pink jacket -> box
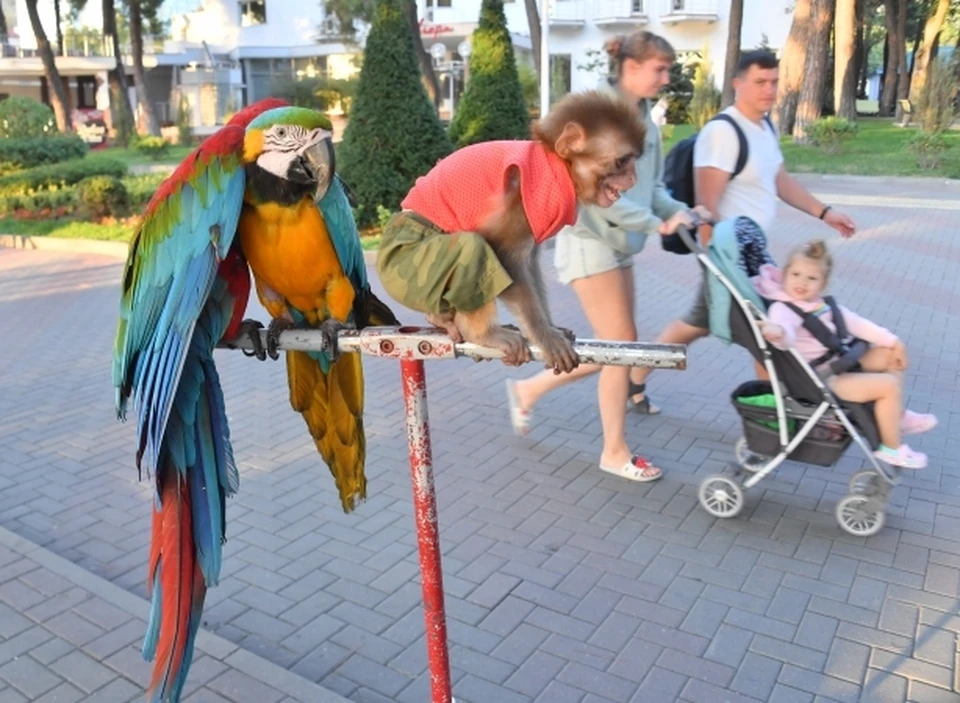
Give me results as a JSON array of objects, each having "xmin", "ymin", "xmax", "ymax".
[{"xmin": 752, "ymin": 264, "xmax": 898, "ymax": 362}]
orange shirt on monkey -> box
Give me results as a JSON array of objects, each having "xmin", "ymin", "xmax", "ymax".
[
  {"xmin": 401, "ymin": 140, "xmax": 578, "ymax": 244},
  {"xmin": 377, "ymin": 89, "xmax": 645, "ymax": 372}
]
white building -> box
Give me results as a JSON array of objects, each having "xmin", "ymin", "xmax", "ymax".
[{"xmin": 2, "ymin": 0, "xmax": 794, "ymax": 134}]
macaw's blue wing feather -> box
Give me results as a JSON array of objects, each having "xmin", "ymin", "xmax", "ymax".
[
  {"xmin": 111, "ymin": 124, "xmax": 251, "ymax": 703},
  {"xmin": 318, "ymin": 174, "xmax": 367, "ymax": 294}
]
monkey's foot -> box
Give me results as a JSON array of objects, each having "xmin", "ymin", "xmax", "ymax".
[
  {"xmin": 554, "ymin": 326, "xmax": 577, "ymax": 342},
  {"xmin": 484, "ymin": 326, "xmax": 531, "ymax": 367},
  {"xmin": 318, "ymin": 318, "xmax": 352, "ymax": 362},
  {"xmin": 426, "ymin": 313, "xmax": 463, "ymax": 343},
  {"xmin": 237, "ymin": 319, "xmax": 267, "ymax": 361},
  {"xmin": 266, "ymin": 318, "xmax": 296, "ymax": 360},
  {"xmin": 538, "ymin": 328, "xmax": 580, "ymax": 375}
]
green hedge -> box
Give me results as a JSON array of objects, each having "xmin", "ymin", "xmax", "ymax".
[
  {"xmin": 0, "ymin": 135, "xmax": 89, "ymax": 174},
  {"xmin": 0, "ymin": 155, "xmax": 127, "ymax": 196},
  {"xmin": 0, "ymin": 173, "xmax": 164, "ymax": 216}
]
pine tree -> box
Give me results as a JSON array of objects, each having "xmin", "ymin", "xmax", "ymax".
[
  {"xmin": 448, "ymin": 0, "xmax": 530, "ymax": 148},
  {"xmin": 338, "ymin": 0, "xmax": 453, "ymax": 227}
]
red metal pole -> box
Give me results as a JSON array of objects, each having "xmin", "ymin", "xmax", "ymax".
[{"xmin": 399, "ymin": 359, "xmax": 452, "ymax": 703}]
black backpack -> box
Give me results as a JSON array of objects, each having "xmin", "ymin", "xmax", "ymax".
[
  {"xmin": 662, "ymin": 112, "xmax": 775, "ymax": 208},
  {"xmin": 659, "ymin": 113, "xmax": 774, "ymax": 255}
]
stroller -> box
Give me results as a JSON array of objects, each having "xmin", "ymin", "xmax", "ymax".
[{"xmin": 675, "ymin": 219, "xmax": 900, "ymax": 537}]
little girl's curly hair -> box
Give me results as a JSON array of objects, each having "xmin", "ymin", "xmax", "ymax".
[{"xmin": 785, "ymin": 239, "xmax": 833, "ymax": 283}]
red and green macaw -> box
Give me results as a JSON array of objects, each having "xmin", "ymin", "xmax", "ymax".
[{"xmin": 112, "ymin": 98, "xmax": 398, "ymax": 702}]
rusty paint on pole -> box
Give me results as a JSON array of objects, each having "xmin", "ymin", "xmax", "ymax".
[{"xmin": 400, "ymin": 359, "xmax": 452, "ymax": 703}]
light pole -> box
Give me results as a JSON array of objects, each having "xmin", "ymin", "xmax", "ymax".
[
  {"xmin": 457, "ymin": 40, "xmax": 471, "ymax": 87},
  {"xmin": 539, "ymin": 0, "xmax": 550, "ymax": 118}
]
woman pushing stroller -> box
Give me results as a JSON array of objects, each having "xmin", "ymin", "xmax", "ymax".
[{"xmin": 755, "ymin": 239, "xmax": 937, "ymax": 469}]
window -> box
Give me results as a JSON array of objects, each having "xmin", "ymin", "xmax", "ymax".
[
  {"xmin": 549, "ymin": 54, "xmax": 571, "ymax": 105},
  {"xmin": 240, "ymin": 0, "xmax": 267, "ymax": 26},
  {"xmin": 631, "ymin": 0, "xmax": 643, "ymax": 12}
]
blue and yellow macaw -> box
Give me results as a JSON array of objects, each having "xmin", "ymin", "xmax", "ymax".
[{"xmin": 112, "ymin": 98, "xmax": 398, "ymax": 702}]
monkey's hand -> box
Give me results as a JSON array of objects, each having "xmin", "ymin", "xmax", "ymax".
[
  {"xmin": 536, "ymin": 327, "xmax": 580, "ymax": 374},
  {"xmin": 483, "ymin": 326, "xmax": 531, "ymax": 367}
]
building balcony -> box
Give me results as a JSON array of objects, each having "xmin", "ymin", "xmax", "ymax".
[
  {"xmin": 659, "ymin": 0, "xmax": 718, "ymax": 23},
  {"xmin": 593, "ymin": 0, "xmax": 648, "ymax": 25},
  {"xmin": 549, "ymin": 0, "xmax": 587, "ymax": 26}
]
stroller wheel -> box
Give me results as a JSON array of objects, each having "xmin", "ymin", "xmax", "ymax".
[
  {"xmin": 836, "ymin": 494, "xmax": 885, "ymax": 537},
  {"xmin": 848, "ymin": 470, "xmax": 881, "ymax": 496},
  {"xmin": 698, "ymin": 475, "xmax": 744, "ymax": 519}
]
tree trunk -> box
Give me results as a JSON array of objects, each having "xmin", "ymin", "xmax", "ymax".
[
  {"xmin": 104, "ymin": 0, "xmax": 134, "ymax": 144},
  {"xmin": 854, "ymin": 0, "xmax": 866, "ymax": 98},
  {"xmin": 879, "ymin": 0, "xmax": 899, "ymax": 115},
  {"xmin": 54, "ymin": 0, "xmax": 63, "ymax": 55},
  {"xmin": 907, "ymin": 0, "xmax": 950, "ymax": 103},
  {"xmin": 893, "ymin": 0, "xmax": 908, "ymax": 120},
  {"xmin": 794, "ymin": 0, "xmax": 836, "ymax": 141},
  {"xmin": 25, "ymin": 0, "xmax": 72, "ymax": 131},
  {"xmin": 721, "ymin": 0, "xmax": 745, "ymax": 108},
  {"xmin": 128, "ymin": 0, "xmax": 160, "ymax": 135},
  {"xmin": 776, "ymin": 0, "xmax": 814, "ymax": 133},
  {"xmin": 403, "ymin": 0, "xmax": 441, "ymax": 108},
  {"xmin": 0, "ymin": 2, "xmax": 9, "ymax": 41},
  {"xmin": 524, "ymin": 0, "xmax": 542, "ymax": 78},
  {"xmin": 834, "ymin": 0, "xmax": 857, "ymax": 117}
]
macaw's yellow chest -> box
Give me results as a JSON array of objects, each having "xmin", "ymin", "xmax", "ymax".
[{"xmin": 238, "ymin": 199, "xmax": 354, "ymax": 320}]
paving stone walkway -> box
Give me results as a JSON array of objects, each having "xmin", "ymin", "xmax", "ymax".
[
  {"xmin": 0, "ymin": 526, "xmax": 349, "ymax": 703},
  {"xmin": 1, "ymin": 174, "xmax": 959, "ymax": 702}
]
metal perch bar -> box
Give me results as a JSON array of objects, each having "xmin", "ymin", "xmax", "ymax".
[
  {"xmin": 220, "ymin": 326, "xmax": 687, "ymax": 703},
  {"xmin": 220, "ymin": 325, "xmax": 688, "ymax": 369}
]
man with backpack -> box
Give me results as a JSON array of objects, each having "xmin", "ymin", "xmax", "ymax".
[{"xmin": 628, "ymin": 50, "xmax": 857, "ymax": 413}]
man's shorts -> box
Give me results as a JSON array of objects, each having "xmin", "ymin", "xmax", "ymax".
[
  {"xmin": 377, "ymin": 210, "xmax": 514, "ymax": 316},
  {"xmin": 682, "ymin": 272, "xmax": 710, "ymax": 330}
]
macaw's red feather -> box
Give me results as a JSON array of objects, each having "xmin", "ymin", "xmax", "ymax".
[
  {"xmin": 146, "ymin": 474, "xmax": 206, "ymax": 702},
  {"xmin": 218, "ymin": 246, "xmax": 252, "ymax": 342},
  {"xmin": 227, "ymin": 98, "xmax": 290, "ymax": 128},
  {"xmin": 142, "ymin": 98, "xmax": 292, "ymax": 220}
]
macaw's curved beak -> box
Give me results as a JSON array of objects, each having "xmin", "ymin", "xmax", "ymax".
[{"xmin": 288, "ymin": 135, "xmax": 335, "ymax": 201}]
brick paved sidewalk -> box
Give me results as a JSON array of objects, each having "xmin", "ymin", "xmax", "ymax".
[
  {"xmin": 0, "ymin": 525, "xmax": 349, "ymax": 703},
  {"xmin": 1, "ymin": 175, "xmax": 959, "ymax": 703}
]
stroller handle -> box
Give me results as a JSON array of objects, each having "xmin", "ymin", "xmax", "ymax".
[{"xmin": 675, "ymin": 224, "xmax": 703, "ymax": 255}]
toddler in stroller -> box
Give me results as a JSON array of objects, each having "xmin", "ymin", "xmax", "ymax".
[
  {"xmin": 679, "ymin": 219, "xmax": 935, "ymax": 537},
  {"xmin": 757, "ymin": 240, "xmax": 936, "ymax": 469}
]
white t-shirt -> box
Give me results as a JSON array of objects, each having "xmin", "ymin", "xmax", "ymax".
[{"xmin": 692, "ymin": 106, "xmax": 783, "ymax": 233}]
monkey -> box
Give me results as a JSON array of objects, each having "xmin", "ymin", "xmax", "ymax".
[{"xmin": 376, "ymin": 90, "xmax": 646, "ymax": 374}]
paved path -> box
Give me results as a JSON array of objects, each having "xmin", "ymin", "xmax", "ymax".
[
  {"xmin": 1, "ymin": 174, "xmax": 959, "ymax": 702},
  {"xmin": 0, "ymin": 525, "xmax": 349, "ymax": 703}
]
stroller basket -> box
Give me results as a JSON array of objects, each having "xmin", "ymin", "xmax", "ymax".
[{"xmin": 733, "ymin": 380, "xmax": 852, "ymax": 467}]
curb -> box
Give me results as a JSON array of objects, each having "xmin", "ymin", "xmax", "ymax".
[
  {"xmin": 0, "ymin": 524, "xmax": 352, "ymax": 703},
  {"xmin": 0, "ymin": 234, "xmax": 130, "ymax": 258},
  {"xmin": 1, "ymin": 235, "xmax": 384, "ymax": 265}
]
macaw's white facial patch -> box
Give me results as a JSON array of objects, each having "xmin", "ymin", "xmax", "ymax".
[{"xmin": 256, "ymin": 150, "xmax": 297, "ymax": 179}]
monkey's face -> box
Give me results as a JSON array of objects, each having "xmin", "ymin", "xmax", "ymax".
[{"xmin": 573, "ymin": 135, "xmax": 639, "ymax": 208}]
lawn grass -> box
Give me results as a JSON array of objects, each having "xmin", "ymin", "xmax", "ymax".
[
  {"xmin": 98, "ymin": 144, "xmax": 194, "ymax": 169},
  {"xmin": 662, "ymin": 117, "xmax": 960, "ymax": 179},
  {"xmin": 0, "ymin": 216, "xmax": 134, "ymax": 241}
]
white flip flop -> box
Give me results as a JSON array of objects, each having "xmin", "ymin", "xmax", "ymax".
[
  {"xmin": 599, "ymin": 456, "xmax": 663, "ymax": 482},
  {"xmin": 505, "ymin": 379, "xmax": 531, "ymax": 436}
]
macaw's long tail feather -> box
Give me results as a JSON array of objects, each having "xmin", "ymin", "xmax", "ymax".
[
  {"xmin": 287, "ymin": 349, "xmax": 366, "ymax": 513},
  {"xmin": 362, "ymin": 291, "xmax": 401, "ymax": 328},
  {"xmin": 142, "ymin": 348, "xmax": 237, "ymax": 701},
  {"xmin": 142, "ymin": 468, "xmax": 207, "ymax": 703}
]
